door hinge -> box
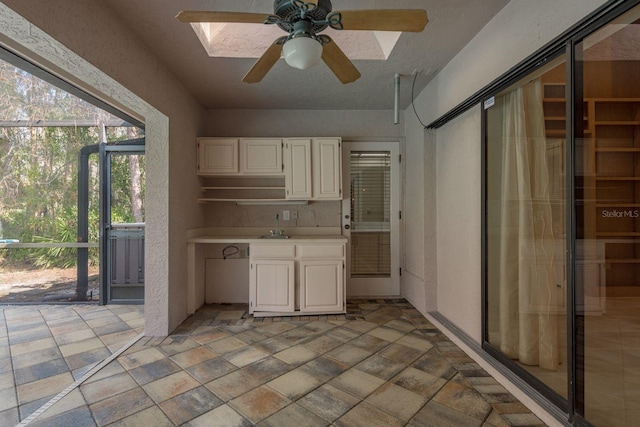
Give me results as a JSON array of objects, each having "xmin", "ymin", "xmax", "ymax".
[
  {"xmin": 399, "ymin": 211, "xmax": 402, "ymax": 220},
  {"xmin": 399, "ymin": 154, "xmax": 402, "ymax": 163},
  {"xmin": 399, "ymin": 267, "xmax": 402, "ymax": 276}
]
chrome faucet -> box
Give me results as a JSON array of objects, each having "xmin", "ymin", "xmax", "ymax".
[{"xmin": 271, "ymin": 213, "xmax": 283, "ymax": 236}]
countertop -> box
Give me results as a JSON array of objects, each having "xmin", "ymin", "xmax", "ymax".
[{"xmin": 187, "ymin": 227, "xmax": 346, "ymax": 244}]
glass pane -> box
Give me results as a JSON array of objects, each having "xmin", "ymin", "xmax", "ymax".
[
  {"xmin": 110, "ymin": 153, "xmax": 146, "ymax": 224},
  {"xmin": 575, "ymin": 5, "xmax": 640, "ymax": 425},
  {"xmin": 485, "ymin": 57, "xmax": 568, "ymax": 398},
  {"xmin": 350, "ymin": 151, "xmax": 391, "ymax": 277}
]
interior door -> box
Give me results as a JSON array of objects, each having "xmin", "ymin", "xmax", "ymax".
[{"xmin": 342, "ymin": 141, "xmax": 401, "ymax": 296}]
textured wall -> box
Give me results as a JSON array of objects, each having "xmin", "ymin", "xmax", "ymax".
[{"xmin": 1, "ymin": 0, "xmax": 206, "ymax": 335}]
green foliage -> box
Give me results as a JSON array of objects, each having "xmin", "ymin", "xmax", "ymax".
[{"xmin": 0, "ymin": 61, "xmax": 144, "ymax": 270}]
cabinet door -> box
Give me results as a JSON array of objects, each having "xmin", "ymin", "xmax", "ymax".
[
  {"xmin": 299, "ymin": 260, "xmax": 344, "ymax": 313},
  {"xmin": 284, "ymin": 139, "xmax": 312, "ymax": 199},
  {"xmin": 250, "ymin": 259, "xmax": 295, "ymax": 312},
  {"xmin": 198, "ymin": 138, "xmax": 239, "ymax": 175},
  {"xmin": 240, "ymin": 138, "xmax": 283, "ymax": 175},
  {"xmin": 312, "ymin": 138, "xmax": 341, "ymax": 199}
]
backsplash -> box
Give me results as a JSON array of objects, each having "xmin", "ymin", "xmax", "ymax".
[{"xmin": 204, "ymin": 201, "xmax": 341, "ymax": 228}]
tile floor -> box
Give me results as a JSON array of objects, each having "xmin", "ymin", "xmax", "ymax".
[{"xmin": 0, "ymin": 300, "xmax": 547, "ymax": 426}]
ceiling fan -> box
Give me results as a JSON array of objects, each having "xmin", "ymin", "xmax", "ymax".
[{"xmin": 176, "ymin": 0, "xmax": 428, "ymax": 84}]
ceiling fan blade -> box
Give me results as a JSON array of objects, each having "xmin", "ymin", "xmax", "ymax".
[
  {"xmin": 333, "ymin": 9, "xmax": 428, "ymax": 32},
  {"xmin": 242, "ymin": 38, "xmax": 286, "ymax": 84},
  {"xmin": 176, "ymin": 11, "xmax": 270, "ymax": 24},
  {"xmin": 321, "ymin": 37, "xmax": 361, "ymax": 84}
]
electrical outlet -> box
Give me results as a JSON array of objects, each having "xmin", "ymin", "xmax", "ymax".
[{"xmin": 283, "ymin": 210, "xmax": 290, "ymax": 221}]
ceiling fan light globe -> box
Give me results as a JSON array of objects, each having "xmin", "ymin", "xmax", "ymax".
[{"xmin": 282, "ymin": 36, "xmax": 323, "ymax": 70}]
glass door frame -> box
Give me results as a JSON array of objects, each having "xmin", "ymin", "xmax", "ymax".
[
  {"xmin": 341, "ymin": 141, "xmax": 401, "ymax": 296},
  {"xmin": 480, "ymin": 1, "xmax": 640, "ymax": 425}
]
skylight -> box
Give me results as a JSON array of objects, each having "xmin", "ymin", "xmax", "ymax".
[{"xmin": 191, "ymin": 23, "xmax": 400, "ymax": 60}]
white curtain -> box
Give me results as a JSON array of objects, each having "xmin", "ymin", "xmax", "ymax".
[{"xmin": 498, "ymin": 79, "xmax": 560, "ymax": 370}]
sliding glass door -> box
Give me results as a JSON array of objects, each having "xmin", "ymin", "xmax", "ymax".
[
  {"xmin": 484, "ymin": 2, "xmax": 640, "ymax": 425},
  {"xmin": 573, "ymin": 7, "xmax": 640, "ymax": 425},
  {"xmin": 484, "ymin": 56, "xmax": 569, "ymax": 403}
]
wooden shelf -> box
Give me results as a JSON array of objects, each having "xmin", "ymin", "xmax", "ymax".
[
  {"xmin": 596, "ymin": 232, "xmax": 640, "ymax": 237},
  {"xmin": 595, "ymin": 177, "xmax": 640, "ymax": 181},
  {"xmin": 596, "ymin": 148, "xmax": 640, "ymax": 152},
  {"xmin": 606, "ymin": 259, "xmax": 640, "ymax": 264},
  {"xmin": 201, "ymin": 186, "xmax": 285, "ymax": 191}
]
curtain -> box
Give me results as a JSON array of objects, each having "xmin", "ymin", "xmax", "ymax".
[{"xmin": 498, "ymin": 79, "xmax": 560, "ymax": 370}]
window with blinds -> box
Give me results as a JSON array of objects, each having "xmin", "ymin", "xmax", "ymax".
[{"xmin": 349, "ymin": 151, "xmax": 391, "ymax": 277}]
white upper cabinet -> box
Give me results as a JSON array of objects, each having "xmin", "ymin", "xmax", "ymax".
[
  {"xmin": 240, "ymin": 138, "xmax": 283, "ymax": 175},
  {"xmin": 284, "ymin": 137, "xmax": 342, "ymax": 200},
  {"xmin": 284, "ymin": 139, "xmax": 312, "ymax": 199},
  {"xmin": 197, "ymin": 138, "xmax": 283, "ymax": 176},
  {"xmin": 312, "ymin": 138, "xmax": 341, "ymax": 200},
  {"xmin": 198, "ymin": 138, "xmax": 239, "ymax": 175}
]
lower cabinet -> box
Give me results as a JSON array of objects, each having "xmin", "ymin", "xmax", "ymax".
[{"xmin": 249, "ymin": 242, "xmax": 345, "ymax": 316}]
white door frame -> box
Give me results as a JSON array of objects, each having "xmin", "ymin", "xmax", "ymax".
[{"xmin": 342, "ymin": 141, "xmax": 401, "ymax": 296}]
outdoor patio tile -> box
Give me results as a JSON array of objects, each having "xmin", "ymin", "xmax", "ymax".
[
  {"xmin": 80, "ymin": 371, "xmax": 139, "ymax": 404},
  {"xmin": 29, "ymin": 406, "xmax": 96, "ymax": 427},
  {"xmin": 303, "ymin": 335, "xmax": 342, "ymax": 354},
  {"xmin": 391, "ymin": 366, "xmax": 447, "ymax": 398},
  {"xmin": 205, "ymin": 370, "xmax": 263, "ymax": 402},
  {"xmin": 329, "ymin": 368, "xmax": 385, "ymax": 399},
  {"xmin": 206, "ymin": 336, "xmax": 249, "ymax": 355},
  {"xmin": 229, "ymin": 385, "xmax": 290, "ymax": 424},
  {"xmin": 267, "ymin": 367, "xmax": 324, "ymax": 400},
  {"xmin": 53, "ymin": 328, "xmax": 96, "ymax": 346},
  {"xmin": 29, "ymin": 388, "xmax": 85, "ymax": 421},
  {"xmin": 379, "ymin": 342, "xmax": 424, "ymax": 364},
  {"xmin": 336, "ymin": 401, "xmax": 404, "ymax": 427},
  {"xmin": 0, "ymin": 370, "xmax": 14, "ymax": 391},
  {"xmin": 89, "ymin": 386, "xmax": 154, "ymax": 426},
  {"xmin": 300, "ymin": 355, "xmax": 349, "ymax": 381},
  {"xmin": 256, "ymin": 402, "xmax": 328, "ymax": 427},
  {"xmin": 118, "ymin": 347, "xmax": 166, "ymax": 370},
  {"xmin": 324, "ymin": 326, "xmax": 360, "ymax": 343},
  {"xmin": 8, "ymin": 327, "xmax": 51, "ymax": 345},
  {"xmin": 187, "ymin": 403, "xmax": 252, "ymax": 427},
  {"xmin": 158, "ymin": 385, "xmax": 223, "ymax": 425},
  {"xmin": 190, "ymin": 326, "xmax": 230, "ymax": 345},
  {"xmin": 384, "ymin": 318, "xmax": 417, "ymax": 333},
  {"xmin": 298, "ymin": 383, "xmax": 359, "ymax": 423},
  {"xmin": 348, "ymin": 334, "xmax": 389, "ymax": 353},
  {"xmin": 0, "ymin": 387, "xmax": 17, "ymax": 412},
  {"xmin": 143, "ymin": 371, "xmax": 200, "ymax": 403},
  {"xmin": 410, "ymin": 400, "xmax": 483, "ymax": 427},
  {"xmin": 223, "ymin": 344, "xmax": 270, "ymax": 368},
  {"xmin": 170, "ymin": 346, "xmax": 218, "ymax": 369},
  {"xmin": 412, "ymin": 349, "xmax": 458, "ymax": 380},
  {"xmin": 484, "ymin": 409, "xmax": 511, "ymax": 427},
  {"xmin": 355, "ymin": 354, "xmax": 406, "ymax": 380},
  {"xmin": 255, "ymin": 336, "xmax": 292, "ymax": 353},
  {"xmin": 187, "ymin": 356, "xmax": 237, "ymax": 383},
  {"xmin": 16, "ymin": 371, "xmax": 73, "ymax": 405},
  {"xmin": 91, "ymin": 320, "xmax": 132, "ymax": 337},
  {"xmin": 367, "ymin": 326, "xmax": 405, "ymax": 342},
  {"xmin": 105, "ymin": 405, "xmax": 173, "ymax": 427},
  {"xmin": 58, "ymin": 337, "xmax": 105, "ymax": 358},
  {"xmin": 0, "ymin": 407, "xmax": 21, "ymax": 426},
  {"xmin": 325, "ymin": 343, "xmax": 372, "ymax": 366},
  {"xmin": 365, "ymin": 382, "xmax": 427, "ymax": 422},
  {"xmin": 10, "ymin": 337, "xmax": 57, "ymax": 356},
  {"xmin": 256, "ymin": 321, "xmax": 298, "ymax": 336},
  {"xmin": 397, "ymin": 332, "xmax": 434, "ymax": 352},
  {"xmin": 243, "ymin": 356, "xmax": 291, "ymax": 383},
  {"xmin": 13, "ymin": 358, "xmax": 69, "ymax": 386},
  {"xmin": 128, "ymin": 357, "xmax": 182, "ymax": 386},
  {"xmin": 433, "ymin": 377, "xmax": 493, "ymax": 421},
  {"xmin": 501, "ymin": 412, "xmax": 546, "ymax": 426},
  {"xmin": 64, "ymin": 347, "xmax": 111, "ymax": 371},
  {"xmin": 274, "ymin": 344, "xmax": 319, "ymax": 366}
]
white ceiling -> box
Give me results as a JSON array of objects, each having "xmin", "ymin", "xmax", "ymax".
[{"xmin": 102, "ymin": 0, "xmax": 510, "ymax": 111}]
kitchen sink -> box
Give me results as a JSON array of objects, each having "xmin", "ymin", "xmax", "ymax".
[{"xmin": 259, "ymin": 234, "xmax": 290, "ymax": 239}]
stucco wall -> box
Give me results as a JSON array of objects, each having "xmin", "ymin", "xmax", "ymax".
[
  {"xmin": 406, "ymin": 0, "xmax": 608, "ymax": 341},
  {"xmin": 1, "ymin": 0, "xmax": 206, "ymax": 335}
]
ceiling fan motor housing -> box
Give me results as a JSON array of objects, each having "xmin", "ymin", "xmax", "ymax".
[{"xmin": 274, "ymin": 0, "xmax": 332, "ymax": 33}]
